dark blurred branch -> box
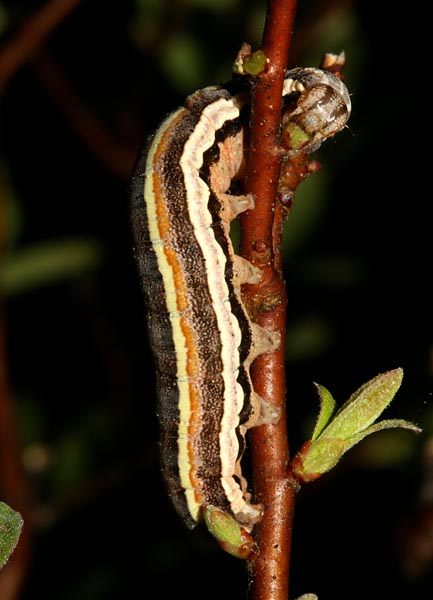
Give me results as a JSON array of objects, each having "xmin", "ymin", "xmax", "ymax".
[
  {"xmin": 0, "ymin": 0, "xmax": 81, "ymax": 93},
  {"xmin": 0, "ymin": 0, "xmax": 136, "ymax": 180},
  {"xmin": 34, "ymin": 53, "xmax": 136, "ymax": 181}
]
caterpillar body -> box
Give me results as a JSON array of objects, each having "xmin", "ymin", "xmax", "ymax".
[{"xmin": 130, "ymin": 67, "xmax": 351, "ymax": 533}]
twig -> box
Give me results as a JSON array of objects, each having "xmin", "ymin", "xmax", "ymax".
[
  {"xmin": 0, "ymin": 0, "xmax": 135, "ymax": 180},
  {"xmin": 0, "ymin": 0, "xmax": 81, "ymax": 93},
  {"xmin": 34, "ymin": 52, "xmax": 136, "ymax": 181},
  {"xmin": 240, "ymin": 1, "xmax": 298, "ymax": 599}
]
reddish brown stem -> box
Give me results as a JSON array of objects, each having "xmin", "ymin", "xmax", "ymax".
[
  {"xmin": 0, "ymin": 0, "xmax": 81, "ymax": 93},
  {"xmin": 240, "ymin": 1, "xmax": 298, "ymax": 599}
]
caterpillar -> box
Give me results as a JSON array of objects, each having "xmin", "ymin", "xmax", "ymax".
[{"xmin": 130, "ymin": 67, "xmax": 351, "ymax": 539}]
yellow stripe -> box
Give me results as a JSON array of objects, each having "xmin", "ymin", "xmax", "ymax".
[{"xmin": 143, "ymin": 109, "xmax": 202, "ymax": 522}]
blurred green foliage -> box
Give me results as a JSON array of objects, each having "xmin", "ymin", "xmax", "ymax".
[{"xmin": 0, "ymin": 4, "xmax": 8, "ymax": 36}]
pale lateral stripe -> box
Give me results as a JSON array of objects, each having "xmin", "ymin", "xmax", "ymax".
[
  {"xmin": 181, "ymin": 96, "xmax": 246, "ymax": 513},
  {"xmin": 143, "ymin": 108, "xmax": 201, "ymax": 521}
]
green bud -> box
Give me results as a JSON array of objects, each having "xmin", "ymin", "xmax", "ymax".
[
  {"xmin": 291, "ymin": 438, "xmax": 346, "ymax": 483},
  {"xmin": 283, "ymin": 122, "xmax": 311, "ymax": 150},
  {"xmin": 203, "ymin": 505, "xmax": 258, "ymax": 560},
  {"xmin": 0, "ymin": 502, "xmax": 23, "ymax": 570},
  {"xmin": 242, "ymin": 50, "xmax": 267, "ymax": 75},
  {"xmin": 290, "ymin": 369, "xmax": 421, "ymax": 483}
]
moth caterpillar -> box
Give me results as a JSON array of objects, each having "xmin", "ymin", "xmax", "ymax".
[{"xmin": 130, "ymin": 68, "xmax": 351, "ymax": 539}]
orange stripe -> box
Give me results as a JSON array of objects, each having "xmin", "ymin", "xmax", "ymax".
[{"xmin": 151, "ymin": 122, "xmax": 203, "ymax": 507}]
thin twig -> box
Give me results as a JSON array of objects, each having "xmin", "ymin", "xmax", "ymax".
[
  {"xmin": 240, "ymin": 1, "xmax": 298, "ymax": 599},
  {"xmin": 0, "ymin": 1, "xmax": 136, "ymax": 180},
  {"xmin": 34, "ymin": 52, "xmax": 136, "ymax": 181},
  {"xmin": 0, "ymin": 0, "xmax": 81, "ymax": 93}
]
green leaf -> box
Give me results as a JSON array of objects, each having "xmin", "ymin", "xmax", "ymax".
[
  {"xmin": 321, "ymin": 368, "xmax": 404, "ymax": 440},
  {"xmin": 311, "ymin": 383, "xmax": 337, "ymax": 441},
  {"xmin": 0, "ymin": 502, "xmax": 23, "ymax": 570},
  {"xmin": 343, "ymin": 419, "xmax": 422, "ymax": 452}
]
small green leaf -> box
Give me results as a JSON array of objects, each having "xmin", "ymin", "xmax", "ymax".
[
  {"xmin": 344, "ymin": 419, "xmax": 422, "ymax": 452},
  {"xmin": 295, "ymin": 595, "xmax": 318, "ymax": 600},
  {"xmin": 203, "ymin": 505, "xmax": 257, "ymax": 559},
  {"xmin": 311, "ymin": 383, "xmax": 337, "ymax": 441},
  {"xmin": 321, "ymin": 368, "xmax": 404, "ymax": 440},
  {"xmin": 0, "ymin": 502, "xmax": 23, "ymax": 570}
]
